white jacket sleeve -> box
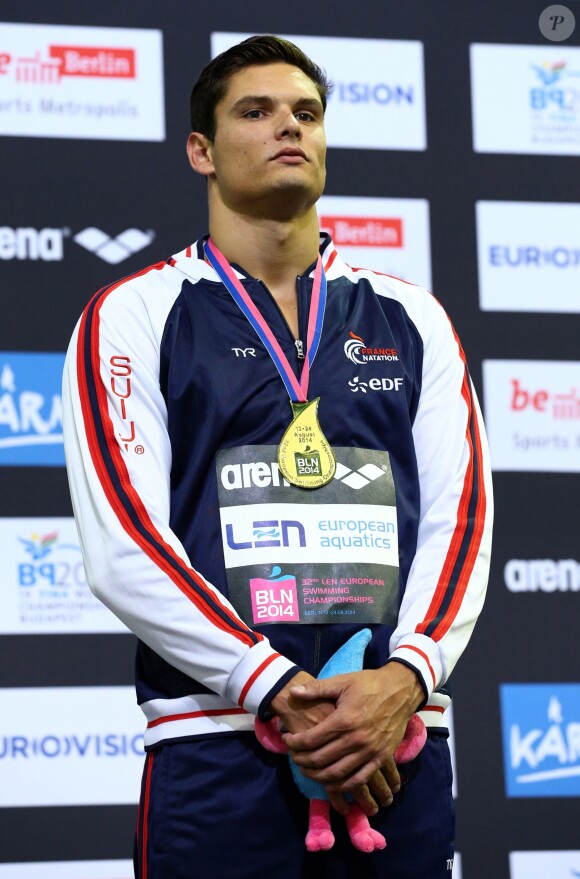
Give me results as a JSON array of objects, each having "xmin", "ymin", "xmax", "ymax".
[
  {"xmin": 62, "ymin": 269, "xmax": 297, "ymax": 715},
  {"xmin": 387, "ymin": 288, "xmax": 493, "ymax": 701}
]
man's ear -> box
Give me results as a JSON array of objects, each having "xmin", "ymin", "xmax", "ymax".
[{"xmin": 187, "ymin": 131, "xmax": 215, "ymax": 176}]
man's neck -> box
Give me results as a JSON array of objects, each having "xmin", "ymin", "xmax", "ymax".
[{"xmin": 208, "ymin": 202, "xmax": 321, "ymax": 292}]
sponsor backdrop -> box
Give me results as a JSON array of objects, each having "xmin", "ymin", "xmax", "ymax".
[{"xmin": 0, "ymin": 2, "xmax": 578, "ymax": 877}]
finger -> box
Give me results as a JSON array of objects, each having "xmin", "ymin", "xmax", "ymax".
[
  {"xmin": 298, "ymin": 752, "xmax": 380, "ymax": 787},
  {"xmin": 349, "ymin": 784, "xmax": 378, "ymax": 817},
  {"xmin": 367, "ymin": 768, "xmax": 393, "ymax": 808},
  {"xmin": 289, "ymin": 735, "xmax": 364, "ymax": 770},
  {"xmin": 283, "ymin": 714, "xmax": 344, "ymax": 752},
  {"xmin": 289, "ymin": 677, "xmax": 344, "ymax": 702},
  {"xmin": 326, "ymin": 789, "xmax": 350, "ymax": 817},
  {"xmin": 381, "ymin": 755, "xmax": 401, "ymax": 794}
]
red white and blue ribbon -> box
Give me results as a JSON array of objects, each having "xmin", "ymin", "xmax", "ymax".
[{"xmin": 204, "ymin": 238, "xmax": 326, "ymax": 404}]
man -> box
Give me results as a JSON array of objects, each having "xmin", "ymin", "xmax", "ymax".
[{"xmin": 63, "ymin": 35, "xmax": 493, "ymax": 878}]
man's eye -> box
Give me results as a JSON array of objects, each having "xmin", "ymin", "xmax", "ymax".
[
  {"xmin": 244, "ymin": 109, "xmax": 264, "ymax": 119},
  {"xmin": 296, "ymin": 112, "xmax": 316, "ymax": 122}
]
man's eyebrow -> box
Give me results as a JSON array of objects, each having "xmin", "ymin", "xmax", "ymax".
[{"xmin": 229, "ymin": 95, "xmax": 323, "ymax": 113}]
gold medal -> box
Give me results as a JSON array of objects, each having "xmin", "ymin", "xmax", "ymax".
[{"xmin": 278, "ymin": 398, "xmax": 336, "ymax": 489}]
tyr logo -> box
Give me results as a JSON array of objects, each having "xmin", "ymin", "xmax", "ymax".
[{"xmin": 232, "ymin": 348, "xmax": 256, "ymax": 358}]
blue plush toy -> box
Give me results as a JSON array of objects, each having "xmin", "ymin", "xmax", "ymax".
[{"xmin": 255, "ymin": 628, "xmax": 426, "ymax": 853}]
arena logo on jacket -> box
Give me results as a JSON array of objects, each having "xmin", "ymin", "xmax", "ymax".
[
  {"xmin": 500, "ymin": 683, "xmax": 580, "ymax": 797},
  {"xmin": 0, "ymin": 353, "xmax": 64, "ymax": 466},
  {"xmin": 0, "ymin": 22, "xmax": 164, "ymax": 141},
  {"xmin": 217, "ymin": 445, "xmax": 399, "ymax": 627}
]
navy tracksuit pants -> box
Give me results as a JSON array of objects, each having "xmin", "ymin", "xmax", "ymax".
[{"xmin": 135, "ymin": 731, "xmax": 455, "ymax": 878}]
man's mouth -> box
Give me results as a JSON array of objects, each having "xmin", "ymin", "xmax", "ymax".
[{"xmin": 271, "ymin": 148, "xmax": 308, "ymax": 162}]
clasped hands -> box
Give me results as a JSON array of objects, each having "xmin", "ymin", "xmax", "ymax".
[{"xmin": 269, "ymin": 663, "xmax": 424, "ymax": 817}]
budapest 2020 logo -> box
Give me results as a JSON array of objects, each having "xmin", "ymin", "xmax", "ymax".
[{"xmin": 500, "ymin": 683, "xmax": 580, "ymax": 797}]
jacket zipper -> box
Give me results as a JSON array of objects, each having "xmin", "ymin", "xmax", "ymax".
[{"xmin": 257, "ymin": 278, "xmax": 305, "ymax": 371}]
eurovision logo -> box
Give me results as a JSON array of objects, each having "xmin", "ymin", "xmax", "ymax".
[{"xmin": 500, "ymin": 683, "xmax": 580, "ymax": 797}]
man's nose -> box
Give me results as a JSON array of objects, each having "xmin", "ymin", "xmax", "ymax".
[{"xmin": 276, "ymin": 110, "xmax": 301, "ymax": 139}]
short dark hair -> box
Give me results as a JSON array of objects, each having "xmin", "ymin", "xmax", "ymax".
[{"xmin": 190, "ymin": 35, "xmax": 331, "ymax": 140}]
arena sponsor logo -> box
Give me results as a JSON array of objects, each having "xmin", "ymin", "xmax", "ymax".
[
  {"xmin": 0, "ymin": 23, "xmax": 164, "ymax": 141},
  {"xmin": 0, "ymin": 517, "xmax": 127, "ymax": 634},
  {"xmin": 471, "ymin": 43, "xmax": 580, "ymax": 155},
  {"xmin": 476, "ymin": 201, "xmax": 580, "ymax": 313},
  {"xmin": 0, "ymin": 686, "xmax": 144, "ymax": 806},
  {"xmin": 509, "ymin": 849, "xmax": 580, "ymax": 879},
  {"xmin": 500, "ymin": 683, "xmax": 580, "ymax": 797},
  {"xmin": 0, "ymin": 860, "xmax": 134, "ymax": 879},
  {"xmin": 211, "ymin": 33, "xmax": 426, "ymax": 151},
  {"xmin": 505, "ymin": 558, "xmax": 580, "ymax": 592},
  {"xmin": 349, "ymin": 376, "xmax": 404, "ymax": 393},
  {"xmin": 220, "ymin": 458, "xmax": 387, "ymax": 491},
  {"xmin": 344, "ymin": 331, "xmax": 399, "ymax": 365},
  {"xmin": 0, "ymin": 354, "xmax": 64, "ymax": 466},
  {"xmin": 482, "ymin": 360, "xmax": 580, "ymax": 472},
  {"xmin": 0, "ymin": 225, "xmax": 155, "ymax": 264}
]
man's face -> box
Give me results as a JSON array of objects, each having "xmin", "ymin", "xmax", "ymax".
[{"xmin": 201, "ymin": 62, "xmax": 327, "ymax": 217}]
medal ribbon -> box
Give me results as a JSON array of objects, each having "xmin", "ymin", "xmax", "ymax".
[{"xmin": 204, "ymin": 238, "xmax": 326, "ymax": 403}]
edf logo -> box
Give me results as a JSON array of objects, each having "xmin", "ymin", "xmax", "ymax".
[
  {"xmin": 500, "ymin": 683, "xmax": 580, "ymax": 797},
  {"xmin": 226, "ymin": 519, "xmax": 306, "ymax": 551}
]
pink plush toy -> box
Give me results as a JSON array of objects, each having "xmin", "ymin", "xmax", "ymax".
[{"xmin": 255, "ymin": 629, "xmax": 427, "ymax": 853}]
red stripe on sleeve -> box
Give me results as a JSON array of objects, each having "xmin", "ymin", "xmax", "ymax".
[
  {"xmin": 76, "ymin": 267, "xmax": 260, "ymax": 648},
  {"xmin": 396, "ymin": 644, "xmax": 437, "ymax": 689},
  {"xmin": 238, "ymin": 653, "xmax": 282, "ymax": 709}
]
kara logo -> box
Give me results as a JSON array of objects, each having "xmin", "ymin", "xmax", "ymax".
[
  {"xmin": 73, "ymin": 228, "xmax": 154, "ymax": 264},
  {"xmin": 349, "ymin": 376, "xmax": 404, "ymax": 393},
  {"xmin": 320, "ymin": 216, "xmax": 403, "ymax": 248},
  {"xmin": 0, "ymin": 355, "xmax": 64, "ymax": 466},
  {"xmin": 0, "ymin": 45, "xmax": 136, "ymax": 84},
  {"xmin": 505, "ymin": 558, "xmax": 580, "ymax": 592},
  {"xmin": 226, "ymin": 519, "xmax": 306, "ymax": 551},
  {"xmin": 344, "ymin": 331, "xmax": 399, "ymax": 365},
  {"xmin": 500, "ymin": 683, "xmax": 580, "ymax": 797}
]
